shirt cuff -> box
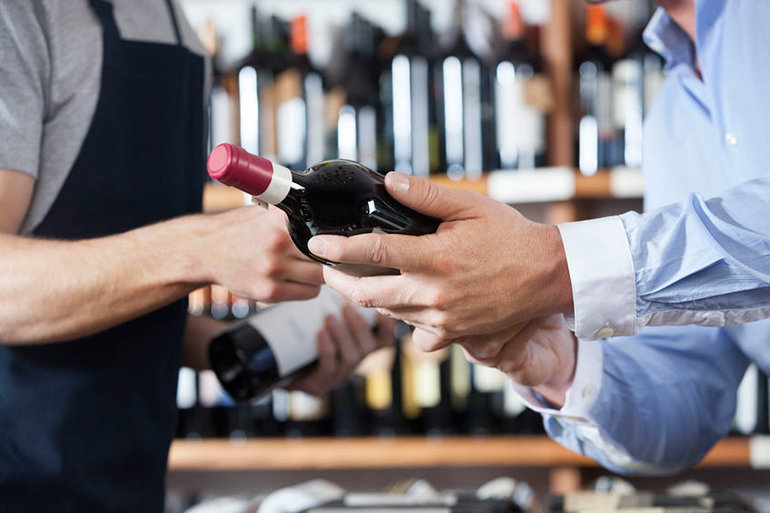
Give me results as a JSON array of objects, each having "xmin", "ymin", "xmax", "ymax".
[
  {"xmin": 510, "ymin": 337, "xmax": 603, "ymax": 424},
  {"xmin": 557, "ymin": 217, "xmax": 637, "ymax": 340}
]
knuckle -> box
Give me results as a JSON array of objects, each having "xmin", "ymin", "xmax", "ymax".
[
  {"xmin": 412, "ymin": 336, "xmax": 441, "ymax": 353},
  {"xmin": 260, "ymin": 257, "xmax": 282, "ymax": 277},
  {"xmin": 259, "ymin": 281, "xmax": 281, "ymax": 301},
  {"xmin": 262, "ymin": 231, "xmax": 290, "ymax": 253},
  {"xmin": 349, "ymin": 288, "xmax": 376, "ymax": 310},
  {"xmin": 416, "ymin": 181, "xmax": 442, "ymax": 212},
  {"xmin": 366, "ymin": 236, "xmax": 390, "ymax": 266},
  {"xmin": 341, "ymin": 350, "xmax": 362, "ymax": 370}
]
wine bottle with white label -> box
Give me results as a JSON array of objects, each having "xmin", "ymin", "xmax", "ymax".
[
  {"xmin": 207, "ymin": 143, "xmax": 440, "ymax": 276},
  {"xmin": 209, "ymin": 287, "xmax": 376, "ymax": 402}
]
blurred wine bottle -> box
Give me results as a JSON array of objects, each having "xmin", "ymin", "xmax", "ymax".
[
  {"xmin": 389, "ymin": 0, "xmax": 432, "ymax": 177},
  {"xmin": 468, "ymin": 364, "xmax": 506, "ymax": 435},
  {"xmin": 577, "ymin": 4, "xmax": 614, "ymax": 176},
  {"xmin": 493, "ymin": 1, "xmax": 547, "ymax": 171},
  {"xmin": 358, "ymin": 346, "xmax": 404, "ymax": 436},
  {"xmin": 331, "ymin": 375, "xmax": 368, "ymax": 437},
  {"xmin": 402, "ymin": 335, "xmax": 453, "ymax": 436},
  {"xmin": 238, "ymin": 10, "xmax": 287, "ymax": 163},
  {"xmin": 286, "ymin": 391, "xmax": 331, "ymax": 437},
  {"xmin": 332, "ymin": 13, "xmax": 381, "ymax": 171},
  {"xmin": 436, "ymin": 0, "xmax": 493, "ymax": 181},
  {"xmin": 274, "ymin": 15, "xmax": 325, "ymax": 171}
]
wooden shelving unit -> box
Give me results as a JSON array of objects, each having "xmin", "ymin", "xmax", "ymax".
[
  {"xmin": 168, "ymin": 436, "xmax": 752, "ymax": 472},
  {"xmin": 202, "ymin": 167, "xmax": 644, "ymax": 213}
]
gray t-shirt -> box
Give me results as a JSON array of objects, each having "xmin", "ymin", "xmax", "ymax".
[{"xmin": 0, "ymin": 0, "xmax": 208, "ymax": 235}]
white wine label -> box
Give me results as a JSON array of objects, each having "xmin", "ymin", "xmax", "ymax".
[
  {"xmin": 473, "ymin": 364, "xmax": 507, "ymax": 393},
  {"xmin": 735, "ymin": 364, "xmax": 759, "ymax": 435},
  {"xmin": 415, "ymin": 361, "xmax": 441, "ymax": 408},
  {"xmin": 750, "ymin": 436, "xmax": 770, "ymax": 468},
  {"xmin": 247, "ymin": 287, "xmax": 376, "ymax": 378},
  {"xmin": 289, "ymin": 390, "xmax": 328, "ymax": 421},
  {"xmin": 277, "ymin": 96, "xmax": 306, "ymax": 166},
  {"xmin": 176, "ymin": 367, "xmax": 197, "ymax": 409}
]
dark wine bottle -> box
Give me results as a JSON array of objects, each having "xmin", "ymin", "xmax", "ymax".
[
  {"xmin": 493, "ymin": 1, "xmax": 547, "ymax": 170},
  {"xmin": 207, "ymin": 143, "xmax": 440, "ymax": 276},
  {"xmin": 336, "ymin": 13, "xmax": 381, "ymax": 172},
  {"xmin": 209, "ymin": 287, "xmax": 376, "ymax": 402},
  {"xmin": 274, "ymin": 15, "xmax": 325, "ymax": 171},
  {"xmin": 577, "ymin": 4, "xmax": 614, "ymax": 176},
  {"xmin": 390, "ymin": 0, "xmax": 431, "ymax": 177},
  {"xmin": 436, "ymin": 0, "xmax": 494, "ymax": 181}
]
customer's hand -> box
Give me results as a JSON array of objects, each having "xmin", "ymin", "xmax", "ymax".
[
  {"xmin": 412, "ymin": 315, "xmax": 577, "ymax": 408},
  {"xmin": 288, "ymin": 305, "xmax": 397, "ymax": 396},
  {"xmin": 308, "ymin": 173, "xmax": 573, "ymax": 342},
  {"xmin": 200, "ymin": 206, "xmax": 324, "ymax": 303}
]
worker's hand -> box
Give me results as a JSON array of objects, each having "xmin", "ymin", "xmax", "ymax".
[
  {"xmin": 201, "ymin": 206, "xmax": 324, "ymax": 303},
  {"xmin": 309, "ymin": 172, "xmax": 573, "ymax": 342},
  {"xmin": 287, "ymin": 305, "xmax": 397, "ymax": 396}
]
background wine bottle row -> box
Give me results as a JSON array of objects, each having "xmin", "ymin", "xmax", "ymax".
[
  {"xmin": 200, "ymin": 0, "xmax": 664, "ymax": 181},
  {"xmin": 178, "ymin": 285, "xmax": 545, "ymax": 439},
  {"xmin": 179, "ymin": 285, "xmax": 770, "ymax": 439}
]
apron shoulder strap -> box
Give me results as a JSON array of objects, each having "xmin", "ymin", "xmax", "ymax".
[
  {"xmin": 163, "ymin": 0, "xmax": 184, "ymax": 46},
  {"xmin": 88, "ymin": 0, "xmax": 184, "ymax": 46},
  {"xmin": 88, "ymin": 0, "xmax": 121, "ymax": 41}
]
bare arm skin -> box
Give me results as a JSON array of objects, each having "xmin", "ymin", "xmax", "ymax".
[{"xmin": 0, "ymin": 168, "xmax": 324, "ymax": 345}]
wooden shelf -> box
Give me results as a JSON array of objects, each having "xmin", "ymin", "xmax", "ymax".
[
  {"xmin": 202, "ymin": 168, "xmax": 643, "ymax": 213},
  {"xmin": 168, "ymin": 436, "xmax": 751, "ymax": 472}
]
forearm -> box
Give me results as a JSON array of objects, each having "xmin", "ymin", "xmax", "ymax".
[
  {"xmin": 561, "ymin": 176, "xmax": 770, "ymax": 341},
  {"xmin": 541, "ymin": 325, "xmax": 749, "ymax": 474},
  {"xmin": 182, "ymin": 313, "xmax": 228, "ymax": 370},
  {"xmin": 0, "ymin": 214, "xmax": 212, "ymax": 344}
]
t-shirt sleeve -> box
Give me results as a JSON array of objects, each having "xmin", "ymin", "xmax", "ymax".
[{"xmin": 0, "ymin": 1, "xmax": 50, "ymax": 179}]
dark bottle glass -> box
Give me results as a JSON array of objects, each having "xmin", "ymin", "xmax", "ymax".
[
  {"xmin": 435, "ymin": 0, "xmax": 494, "ymax": 181},
  {"xmin": 336, "ymin": 14, "xmax": 382, "ymax": 172},
  {"xmin": 274, "ymin": 15, "xmax": 325, "ymax": 171},
  {"xmin": 238, "ymin": 7, "xmax": 278, "ymax": 159},
  {"xmin": 331, "ymin": 375, "xmax": 368, "ymax": 437},
  {"xmin": 576, "ymin": 4, "xmax": 614, "ymax": 176},
  {"xmin": 757, "ymin": 369, "xmax": 770, "ymax": 435},
  {"xmin": 389, "ymin": 0, "xmax": 432, "ymax": 177},
  {"xmin": 493, "ymin": 1, "xmax": 547, "ymax": 170},
  {"xmin": 209, "ymin": 287, "xmax": 375, "ymax": 402},
  {"xmin": 207, "ymin": 143, "xmax": 440, "ymax": 276}
]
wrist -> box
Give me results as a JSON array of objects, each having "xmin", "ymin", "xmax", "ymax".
[
  {"xmin": 530, "ymin": 224, "xmax": 574, "ymax": 318},
  {"xmin": 532, "ymin": 321, "xmax": 578, "ymax": 409},
  {"xmin": 127, "ymin": 213, "xmax": 212, "ymax": 287}
]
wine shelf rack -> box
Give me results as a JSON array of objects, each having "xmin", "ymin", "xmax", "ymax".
[
  {"xmin": 168, "ymin": 435, "xmax": 754, "ymax": 472},
  {"xmin": 202, "ymin": 167, "xmax": 644, "ymax": 214}
]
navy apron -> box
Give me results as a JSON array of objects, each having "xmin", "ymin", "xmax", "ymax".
[{"xmin": 0, "ymin": 0, "xmax": 205, "ymax": 510}]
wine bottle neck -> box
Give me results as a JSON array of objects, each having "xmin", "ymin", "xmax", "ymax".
[
  {"xmin": 254, "ymin": 161, "xmax": 294, "ymax": 205},
  {"xmin": 207, "ymin": 143, "xmax": 295, "ymax": 205}
]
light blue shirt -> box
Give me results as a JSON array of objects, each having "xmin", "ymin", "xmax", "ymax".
[{"xmin": 542, "ymin": 0, "xmax": 770, "ymax": 474}]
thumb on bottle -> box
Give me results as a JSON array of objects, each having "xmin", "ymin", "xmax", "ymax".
[{"xmin": 385, "ymin": 172, "xmax": 478, "ymax": 221}]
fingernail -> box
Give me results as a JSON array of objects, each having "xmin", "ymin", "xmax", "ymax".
[
  {"xmin": 386, "ymin": 172, "xmax": 410, "ymax": 193},
  {"xmin": 308, "ymin": 237, "xmax": 325, "ymax": 256}
]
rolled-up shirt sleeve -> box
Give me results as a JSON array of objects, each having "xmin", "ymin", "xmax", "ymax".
[
  {"xmin": 559, "ymin": 177, "xmax": 770, "ymax": 341},
  {"xmin": 0, "ymin": 2, "xmax": 49, "ymax": 178}
]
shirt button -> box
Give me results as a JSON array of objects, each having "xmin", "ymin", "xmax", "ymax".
[
  {"xmin": 596, "ymin": 326, "xmax": 615, "ymax": 338},
  {"xmin": 725, "ymin": 133, "xmax": 739, "ymax": 146},
  {"xmin": 583, "ymin": 384, "xmax": 596, "ymax": 399}
]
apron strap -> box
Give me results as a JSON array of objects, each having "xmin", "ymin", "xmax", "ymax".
[
  {"xmin": 88, "ymin": 0, "xmax": 184, "ymax": 46},
  {"xmin": 163, "ymin": 0, "xmax": 184, "ymax": 46},
  {"xmin": 88, "ymin": 0, "xmax": 121, "ymax": 41}
]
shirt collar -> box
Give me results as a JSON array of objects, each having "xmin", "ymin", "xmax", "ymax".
[{"xmin": 643, "ymin": 8, "xmax": 697, "ymax": 73}]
